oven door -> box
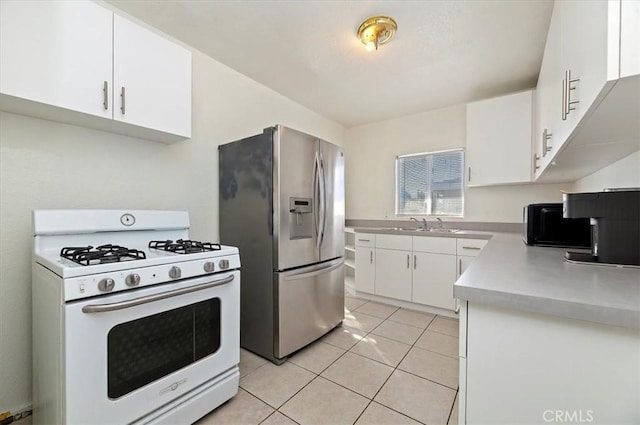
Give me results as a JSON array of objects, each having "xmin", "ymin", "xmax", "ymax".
[{"xmin": 64, "ymin": 271, "xmax": 239, "ymax": 425}]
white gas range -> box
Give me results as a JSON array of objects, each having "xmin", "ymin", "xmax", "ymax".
[{"xmin": 32, "ymin": 210, "xmax": 240, "ymax": 425}]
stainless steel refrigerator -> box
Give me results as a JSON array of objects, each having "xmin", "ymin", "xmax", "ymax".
[{"xmin": 219, "ymin": 125, "xmax": 344, "ymax": 364}]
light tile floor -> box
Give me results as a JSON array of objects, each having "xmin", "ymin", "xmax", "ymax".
[{"xmin": 197, "ymin": 295, "xmax": 460, "ymax": 425}]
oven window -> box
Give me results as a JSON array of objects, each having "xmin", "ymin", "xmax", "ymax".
[{"xmin": 107, "ymin": 298, "xmax": 221, "ymax": 399}]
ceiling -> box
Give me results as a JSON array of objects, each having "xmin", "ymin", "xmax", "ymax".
[{"xmin": 107, "ymin": 0, "xmax": 554, "ymax": 128}]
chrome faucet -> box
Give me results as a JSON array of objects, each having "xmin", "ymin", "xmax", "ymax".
[
  {"xmin": 436, "ymin": 217, "xmax": 444, "ymax": 229},
  {"xmin": 410, "ymin": 217, "xmax": 428, "ymax": 230}
]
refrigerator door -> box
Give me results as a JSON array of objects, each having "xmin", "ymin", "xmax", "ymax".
[
  {"xmin": 274, "ymin": 258, "xmax": 344, "ymax": 359},
  {"xmin": 274, "ymin": 126, "xmax": 320, "ymax": 270},
  {"xmin": 319, "ymin": 139, "xmax": 345, "ymax": 262}
]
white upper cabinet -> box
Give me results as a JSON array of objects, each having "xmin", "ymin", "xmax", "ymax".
[
  {"xmin": 113, "ymin": 15, "xmax": 191, "ymax": 138},
  {"xmin": 534, "ymin": 0, "xmax": 640, "ymax": 182},
  {"xmin": 466, "ymin": 90, "xmax": 534, "ymax": 186},
  {"xmin": 0, "ymin": 0, "xmax": 191, "ymax": 143},
  {"xmin": 0, "ymin": 1, "xmax": 113, "ymax": 119}
]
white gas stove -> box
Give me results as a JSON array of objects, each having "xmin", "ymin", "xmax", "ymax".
[{"xmin": 32, "ymin": 210, "xmax": 240, "ymax": 425}]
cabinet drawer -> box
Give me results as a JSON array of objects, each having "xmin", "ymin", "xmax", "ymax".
[
  {"xmin": 412, "ymin": 236, "xmax": 456, "ymax": 254},
  {"xmin": 355, "ymin": 233, "xmax": 376, "ymax": 248},
  {"xmin": 375, "ymin": 234, "xmax": 412, "ymax": 251},
  {"xmin": 456, "ymin": 239, "xmax": 488, "ymax": 257}
]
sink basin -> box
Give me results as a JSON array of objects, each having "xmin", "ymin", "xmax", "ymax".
[{"xmin": 380, "ymin": 227, "xmax": 459, "ymax": 233}]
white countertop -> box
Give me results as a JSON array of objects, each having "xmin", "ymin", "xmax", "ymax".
[
  {"xmin": 350, "ymin": 227, "xmax": 640, "ymax": 328},
  {"xmin": 454, "ymin": 232, "xmax": 640, "ymax": 329}
]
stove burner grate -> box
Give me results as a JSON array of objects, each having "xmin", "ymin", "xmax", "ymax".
[
  {"xmin": 60, "ymin": 245, "xmax": 146, "ymax": 266},
  {"xmin": 149, "ymin": 239, "xmax": 222, "ymax": 254}
]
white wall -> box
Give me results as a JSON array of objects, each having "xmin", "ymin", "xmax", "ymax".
[
  {"xmin": 0, "ymin": 47, "xmax": 343, "ymax": 413},
  {"xmin": 345, "ymin": 104, "xmax": 571, "ymax": 222},
  {"xmin": 572, "ymin": 151, "xmax": 640, "ymax": 192}
]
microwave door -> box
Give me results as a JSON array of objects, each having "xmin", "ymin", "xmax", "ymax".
[{"xmin": 274, "ymin": 126, "xmax": 320, "ymax": 270}]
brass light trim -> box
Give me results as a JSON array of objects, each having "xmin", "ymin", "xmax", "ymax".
[{"xmin": 357, "ymin": 16, "xmax": 397, "ymax": 51}]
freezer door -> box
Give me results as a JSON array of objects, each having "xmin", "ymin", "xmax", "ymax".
[
  {"xmin": 274, "ymin": 259, "xmax": 344, "ymax": 359},
  {"xmin": 319, "ymin": 140, "xmax": 345, "ymax": 262},
  {"xmin": 274, "ymin": 126, "xmax": 320, "ymax": 270}
]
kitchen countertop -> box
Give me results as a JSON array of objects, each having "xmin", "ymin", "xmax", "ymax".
[
  {"xmin": 348, "ymin": 226, "xmax": 640, "ymax": 329},
  {"xmin": 454, "ymin": 232, "xmax": 640, "ymax": 329}
]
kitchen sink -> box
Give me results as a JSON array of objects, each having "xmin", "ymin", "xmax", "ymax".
[{"xmin": 380, "ymin": 227, "xmax": 460, "ymax": 233}]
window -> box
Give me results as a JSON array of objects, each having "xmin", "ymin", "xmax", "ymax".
[{"xmin": 396, "ymin": 149, "xmax": 464, "ymax": 216}]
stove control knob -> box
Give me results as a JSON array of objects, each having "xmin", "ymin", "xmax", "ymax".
[
  {"xmin": 218, "ymin": 259, "xmax": 230, "ymax": 270},
  {"xmin": 125, "ymin": 273, "xmax": 141, "ymax": 287},
  {"xmin": 203, "ymin": 262, "xmax": 215, "ymax": 273},
  {"xmin": 169, "ymin": 266, "xmax": 182, "ymax": 279},
  {"xmin": 98, "ymin": 278, "xmax": 115, "ymax": 292}
]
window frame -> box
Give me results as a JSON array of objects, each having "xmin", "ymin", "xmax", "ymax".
[{"xmin": 394, "ymin": 148, "xmax": 465, "ymax": 218}]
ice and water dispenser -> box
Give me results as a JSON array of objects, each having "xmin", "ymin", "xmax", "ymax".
[{"xmin": 289, "ymin": 197, "xmax": 313, "ymax": 239}]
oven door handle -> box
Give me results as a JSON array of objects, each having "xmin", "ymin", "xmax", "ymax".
[{"xmin": 81, "ymin": 274, "xmax": 235, "ymax": 314}]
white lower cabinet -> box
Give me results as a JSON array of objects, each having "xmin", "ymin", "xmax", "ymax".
[
  {"xmin": 354, "ymin": 232, "xmax": 487, "ymax": 312},
  {"xmin": 375, "ymin": 248, "xmax": 412, "ymax": 301},
  {"xmin": 460, "ymin": 302, "xmax": 640, "ymax": 424},
  {"xmin": 412, "ymin": 252, "xmax": 457, "ymax": 310},
  {"xmin": 355, "ymin": 247, "xmax": 375, "ymax": 294}
]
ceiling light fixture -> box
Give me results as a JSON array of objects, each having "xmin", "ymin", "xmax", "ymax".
[{"xmin": 357, "ymin": 16, "xmax": 397, "ymax": 51}]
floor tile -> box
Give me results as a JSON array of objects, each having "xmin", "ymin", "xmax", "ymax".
[
  {"xmin": 350, "ymin": 334, "xmax": 412, "ymax": 367},
  {"xmin": 321, "ymin": 351, "xmax": 394, "ymax": 398},
  {"xmin": 195, "ymin": 388, "xmax": 273, "ymax": 425},
  {"xmin": 344, "ymin": 311, "xmax": 385, "ymax": 333},
  {"xmin": 371, "ymin": 320, "xmax": 424, "ymax": 345},
  {"xmin": 280, "ymin": 377, "xmax": 369, "ymax": 425},
  {"xmin": 322, "ymin": 325, "xmax": 367, "ymax": 350},
  {"xmin": 345, "ymin": 296, "xmax": 368, "ymax": 311},
  {"xmin": 448, "ymin": 392, "xmax": 459, "ymax": 425},
  {"xmin": 239, "ymin": 361, "xmax": 315, "ymax": 408},
  {"xmin": 398, "ymin": 346, "xmax": 459, "ymax": 389},
  {"xmin": 374, "ymin": 369, "xmax": 456, "ymax": 424},
  {"xmin": 387, "ymin": 308, "xmax": 436, "ymax": 329},
  {"xmin": 428, "ymin": 316, "xmax": 459, "ymax": 337},
  {"xmin": 240, "ymin": 348, "xmax": 269, "ymax": 378},
  {"xmin": 260, "ymin": 411, "xmax": 298, "ymax": 425},
  {"xmin": 288, "ymin": 341, "xmax": 346, "ymax": 374},
  {"xmin": 355, "ymin": 301, "xmax": 399, "ymax": 319},
  {"xmin": 355, "ymin": 402, "xmax": 421, "ymax": 425},
  {"xmin": 415, "ymin": 329, "xmax": 459, "ymax": 358}
]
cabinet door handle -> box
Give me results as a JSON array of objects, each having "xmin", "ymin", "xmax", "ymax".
[
  {"xmin": 459, "ymin": 258, "xmax": 462, "ymax": 275},
  {"xmin": 566, "ymin": 69, "xmax": 580, "ymax": 115},
  {"xmin": 406, "ymin": 254, "xmax": 410, "ymax": 269},
  {"xmin": 414, "ymin": 255, "xmax": 417, "ymax": 269},
  {"xmin": 468, "ymin": 166, "xmax": 471, "ymax": 182},
  {"xmin": 455, "ymin": 300, "xmax": 461, "ymax": 315},
  {"xmin": 542, "ymin": 128, "xmax": 552, "ymax": 156},
  {"xmin": 102, "ymin": 81, "xmax": 108, "ymax": 110},
  {"xmin": 561, "ymin": 76, "xmax": 567, "ymax": 121},
  {"xmin": 370, "ymin": 250, "xmax": 373, "ymax": 264},
  {"xmin": 461, "ymin": 246, "xmax": 481, "ymax": 250},
  {"xmin": 533, "ymin": 154, "xmax": 540, "ymax": 171},
  {"xmin": 358, "ymin": 239, "xmax": 370, "ymax": 242},
  {"xmin": 120, "ymin": 86, "xmax": 126, "ymax": 115}
]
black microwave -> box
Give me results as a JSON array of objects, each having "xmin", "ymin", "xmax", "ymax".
[{"xmin": 523, "ymin": 203, "xmax": 591, "ymax": 247}]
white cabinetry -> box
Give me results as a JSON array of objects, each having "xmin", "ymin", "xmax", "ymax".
[
  {"xmin": 534, "ymin": 0, "xmax": 640, "ymax": 182},
  {"xmin": 375, "ymin": 235, "xmax": 412, "ymax": 301},
  {"xmin": 354, "ymin": 233, "xmax": 375, "ymax": 294},
  {"xmin": 459, "ymin": 302, "xmax": 640, "ymax": 424},
  {"xmin": 412, "ymin": 237, "xmax": 457, "ymax": 310},
  {"xmin": 466, "ymin": 90, "xmax": 534, "ymax": 186},
  {"xmin": 112, "ymin": 15, "xmax": 191, "ymax": 138},
  {"xmin": 0, "ymin": 0, "xmax": 192, "ymax": 143},
  {"xmin": 0, "ymin": 1, "xmax": 113, "ymax": 119},
  {"xmin": 354, "ymin": 232, "xmax": 488, "ymax": 314}
]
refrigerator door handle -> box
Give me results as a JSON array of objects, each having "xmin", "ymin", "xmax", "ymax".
[
  {"xmin": 313, "ymin": 151, "xmax": 322, "ymax": 250},
  {"xmin": 282, "ymin": 258, "xmax": 343, "ymax": 281},
  {"xmin": 319, "ymin": 151, "xmax": 327, "ymax": 248}
]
